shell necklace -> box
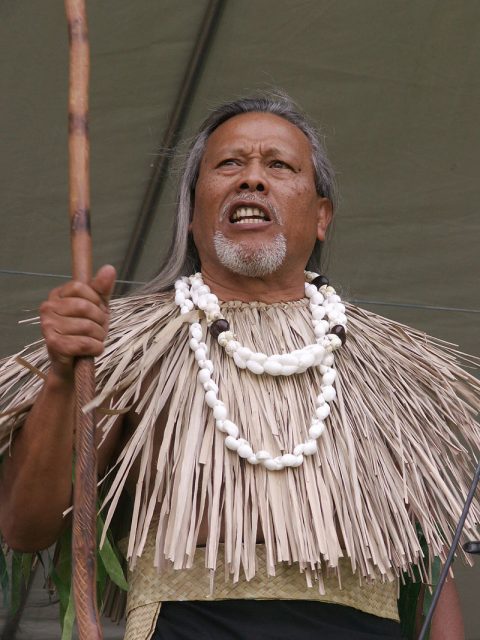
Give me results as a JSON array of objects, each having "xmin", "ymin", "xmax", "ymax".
[{"xmin": 174, "ymin": 272, "xmax": 347, "ymax": 471}]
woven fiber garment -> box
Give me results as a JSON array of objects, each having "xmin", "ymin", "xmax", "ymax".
[
  {"xmin": 125, "ymin": 601, "xmax": 160, "ymax": 640},
  {"xmin": 1, "ymin": 293, "xmax": 479, "ymax": 591},
  {"xmin": 122, "ymin": 522, "xmax": 399, "ymax": 640},
  {"xmin": 126, "ymin": 546, "xmax": 399, "ymax": 618}
]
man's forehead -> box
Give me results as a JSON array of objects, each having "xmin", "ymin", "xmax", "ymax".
[
  {"xmin": 203, "ymin": 112, "xmax": 312, "ymax": 156},
  {"xmin": 212, "ymin": 144, "xmax": 292, "ymax": 156}
]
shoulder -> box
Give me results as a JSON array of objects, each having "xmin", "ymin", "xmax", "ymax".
[
  {"xmin": 107, "ymin": 290, "xmax": 177, "ymax": 337},
  {"xmin": 338, "ymin": 300, "xmax": 480, "ymax": 428}
]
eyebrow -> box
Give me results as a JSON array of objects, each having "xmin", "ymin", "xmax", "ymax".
[{"xmin": 220, "ymin": 145, "xmax": 291, "ymax": 157}]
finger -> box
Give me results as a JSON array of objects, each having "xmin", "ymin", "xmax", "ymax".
[
  {"xmin": 46, "ymin": 265, "xmax": 116, "ymax": 310},
  {"xmin": 47, "ymin": 333, "xmax": 106, "ymax": 358},
  {"xmin": 90, "ymin": 265, "xmax": 116, "ymax": 305},
  {"xmin": 45, "ymin": 317, "xmax": 107, "ymax": 343},
  {"xmin": 41, "ymin": 298, "xmax": 106, "ymax": 326},
  {"xmin": 50, "ymin": 280, "xmax": 105, "ymax": 308}
]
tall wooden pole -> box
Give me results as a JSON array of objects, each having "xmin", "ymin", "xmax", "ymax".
[{"xmin": 64, "ymin": 1, "xmax": 102, "ymax": 638}]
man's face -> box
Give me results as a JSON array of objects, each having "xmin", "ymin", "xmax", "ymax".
[{"xmin": 191, "ymin": 112, "xmax": 332, "ymax": 280}]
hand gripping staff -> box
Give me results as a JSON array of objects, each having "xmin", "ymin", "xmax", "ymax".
[{"xmin": 65, "ymin": 1, "xmax": 103, "ymax": 638}]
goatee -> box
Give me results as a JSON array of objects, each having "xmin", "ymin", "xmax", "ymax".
[{"xmin": 213, "ymin": 232, "xmax": 287, "ymax": 277}]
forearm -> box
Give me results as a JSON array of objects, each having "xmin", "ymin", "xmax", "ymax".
[
  {"xmin": 429, "ymin": 577, "xmax": 464, "ymax": 640},
  {"xmin": 0, "ymin": 266, "xmax": 117, "ymax": 551},
  {"xmin": 0, "ymin": 369, "xmax": 75, "ymax": 551},
  {"xmin": 416, "ymin": 577, "xmax": 464, "ymax": 640}
]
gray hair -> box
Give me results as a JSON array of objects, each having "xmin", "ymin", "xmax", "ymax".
[{"xmin": 142, "ymin": 92, "xmax": 336, "ymax": 294}]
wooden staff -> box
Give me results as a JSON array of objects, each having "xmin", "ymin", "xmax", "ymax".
[{"xmin": 64, "ymin": 1, "xmax": 102, "ymax": 638}]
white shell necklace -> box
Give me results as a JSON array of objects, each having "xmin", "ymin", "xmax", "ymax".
[{"xmin": 174, "ymin": 272, "xmax": 347, "ymax": 471}]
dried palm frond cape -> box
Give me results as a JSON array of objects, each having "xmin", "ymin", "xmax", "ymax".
[{"xmin": 1, "ymin": 292, "xmax": 479, "ymax": 590}]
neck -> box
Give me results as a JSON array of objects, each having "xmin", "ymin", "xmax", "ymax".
[{"xmin": 200, "ymin": 265, "xmax": 306, "ymax": 303}]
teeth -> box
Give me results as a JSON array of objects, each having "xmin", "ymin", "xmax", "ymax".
[{"xmin": 231, "ymin": 206, "xmax": 268, "ymax": 223}]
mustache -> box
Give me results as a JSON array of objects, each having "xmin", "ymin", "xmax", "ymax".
[{"xmin": 220, "ymin": 194, "xmax": 282, "ymax": 224}]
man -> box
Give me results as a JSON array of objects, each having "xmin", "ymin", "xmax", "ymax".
[{"xmin": 0, "ymin": 94, "xmax": 477, "ymax": 639}]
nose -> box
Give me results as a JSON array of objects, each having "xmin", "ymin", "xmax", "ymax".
[
  {"xmin": 236, "ymin": 162, "xmax": 268, "ymax": 194},
  {"xmin": 239, "ymin": 180, "xmax": 265, "ymax": 193}
]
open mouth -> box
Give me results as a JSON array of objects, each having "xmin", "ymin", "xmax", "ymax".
[{"xmin": 229, "ymin": 206, "xmax": 271, "ymax": 224}]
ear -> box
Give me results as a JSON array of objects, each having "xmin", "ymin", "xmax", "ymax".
[{"xmin": 316, "ymin": 198, "xmax": 333, "ymax": 242}]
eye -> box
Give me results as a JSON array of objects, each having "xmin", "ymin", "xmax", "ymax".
[
  {"xmin": 270, "ymin": 160, "xmax": 292, "ymax": 170},
  {"xmin": 217, "ymin": 158, "xmax": 240, "ymax": 167}
]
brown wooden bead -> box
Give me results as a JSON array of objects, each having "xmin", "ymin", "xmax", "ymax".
[
  {"xmin": 210, "ymin": 319, "xmax": 230, "ymax": 339},
  {"xmin": 331, "ymin": 324, "xmax": 347, "ymax": 345},
  {"xmin": 311, "ymin": 275, "xmax": 329, "ymax": 288}
]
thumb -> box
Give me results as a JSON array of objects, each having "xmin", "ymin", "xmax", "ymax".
[{"xmin": 90, "ymin": 264, "xmax": 116, "ymax": 304}]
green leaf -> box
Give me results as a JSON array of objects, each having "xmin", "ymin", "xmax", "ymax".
[
  {"xmin": 97, "ymin": 518, "xmax": 128, "ymax": 592},
  {"xmin": 96, "ymin": 546, "xmax": 107, "ymax": 608},
  {"xmin": 420, "ymin": 555, "xmax": 442, "ymax": 640},
  {"xmin": 60, "ymin": 584, "xmax": 75, "ymax": 640},
  {"xmin": 50, "ymin": 528, "xmax": 73, "ymax": 623},
  {"xmin": 48, "ymin": 511, "xmax": 127, "ymax": 637},
  {"xmin": 0, "ymin": 545, "xmax": 9, "ymax": 608},
  {"xmin": 10, "ymin": 551, "xmax": 23, "ymax": 615},
  {"xmin": 398, "ymin": 577, "xmax": 421, "ymax": 640},
  {"xmin": 431, "ymin": 556, "xmax": 441, "ymax": 587},
  {"xmin": 21, "ymin": 552, "xmax": 33, "ymax": 583},
  {"xmin": 50, "ymin": 566, "xmax": 71, "ymax": 622},
  {"xmin": 55, "ymin": 529, "xmax": 73, "ymax": 588},
  {"xmin": 398, "ymin": 523, "xmax": 430, "ymax": 640}
]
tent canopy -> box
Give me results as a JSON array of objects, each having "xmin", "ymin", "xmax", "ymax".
[{"xmin": 1, "ymin": 1, "xmax": 479, "ymax": 357}]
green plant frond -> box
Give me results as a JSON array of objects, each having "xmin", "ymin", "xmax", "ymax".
[
  {"xmin": 398, "ymin": 578, "xmax": 422, "ymax": 640},
  {"xmin": 0, "ymin": 542, "xmax": 38, "ymax": 619},
  {"xmin": 0, "ymin": 486, "xmax": 128, "ymax": 636},
  {"xmin": 96, "ymin": 548, "xmax": 107, "ymax": 598},
  {"xmin": 21, "ymin": 552, "xmax": 33, "ymax": 583},
  {"xmin": 398, "ymin": 522, "xmax": 444, "ymax": 640},
  {"xmin": 50, "ymin": 566, "xmax": 71, "ymax": 624},
  {"xmin": 10, "ymin": 551, "xmax": 24, "ymax": 615},
  {"xmin": 48, "ymin": 527, "xmax": 73, "ymax": 623},
  {"xmin": 60, "ymin": 585, "xmax": 75, "ymax": 640},
  {"xmin": 97, "ymin": 515, "xmax": 128, "ymax": 592},
  {"xmin": 0, "ymin": 543, "xmax": 9, "ymax": 608},
  {"xmin": 420, "ymin": 555, "xmax": 442, "ymax": 637}
]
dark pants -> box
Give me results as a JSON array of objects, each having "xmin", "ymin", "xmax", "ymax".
[{"xmin": 152, "ymin": 600, "xmax": 403, "ymax": 639}]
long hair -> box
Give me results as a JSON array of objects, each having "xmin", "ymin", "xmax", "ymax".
[{"xmin": 141, "ymin": 91, "xmax": 337, "ymax": 294}]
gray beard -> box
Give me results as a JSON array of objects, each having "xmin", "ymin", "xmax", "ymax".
[{"xmin": 213, "ymin": 232, "xmax": 287, "ymax": 278}]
